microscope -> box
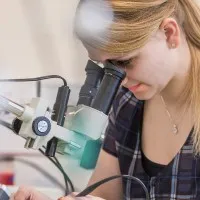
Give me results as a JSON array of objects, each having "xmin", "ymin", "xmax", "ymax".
[
  {"xmin": 0, "ymin": 60, "xmax": 125, "ymax": 199},
  {"xmin": 0, "ymin": 59, "xmax": 125, "ymax": 169}
]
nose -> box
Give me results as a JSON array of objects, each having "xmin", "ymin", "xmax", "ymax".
[{"xmin": 121, "ymin": 77, "xmax": 128, "ymax": 86}]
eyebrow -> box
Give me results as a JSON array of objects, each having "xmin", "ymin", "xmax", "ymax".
[
  {"xmin": 109, "ymin": 51, "xmax": 139, "ymax": 62},
  {"xmin": 107, "ymin": 57, "xmax": 134, "ymax": 65}
]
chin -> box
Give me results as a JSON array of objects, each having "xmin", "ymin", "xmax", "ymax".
[{"xmin": 133, "ymin": 90, "xmax": 156, "ymax": 101}]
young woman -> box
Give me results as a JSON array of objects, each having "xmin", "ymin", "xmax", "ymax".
[{"xmin": 11, "ymin": 0, "xmax": 200, "ymax": 199}]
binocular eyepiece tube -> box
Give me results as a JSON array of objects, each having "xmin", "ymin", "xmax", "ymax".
[{"xmin": 78, "ymin": 60, "xmax": 126, "ymax": 115}]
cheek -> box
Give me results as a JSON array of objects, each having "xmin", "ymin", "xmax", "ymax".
[
  {"xmin": 133, "ymin": 56, "xmax": 175, "ymax": 85},
  {"xmin": 125, "ymin": 61, "xmax": 158, "ymax": 84}
]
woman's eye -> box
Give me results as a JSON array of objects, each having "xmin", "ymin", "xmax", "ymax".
[
  {"xmin": 111, "ymin": 59, "xmax": 133, "ymax": 69},
  {"xmin": 107, "ymin": 57, "xmax": 135, "ymax": 70},
  {"xmin": 116, "ymin": 59, "xmax": 132, "ymax": 67}
]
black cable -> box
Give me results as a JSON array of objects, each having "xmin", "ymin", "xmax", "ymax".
[
  {"xmin": 45, "ymin": 150, "xmax": 74, "ymax": 193},
  {"xmin": 41, "ymin": 146, "xmax": 74, "ymax": 193},
  {"xmin": 0, "ymin": 157, "xmax": 66, "ymax": 192},
  {"xmin": 39, "ymin": 148, "xmax": 74, "ymax": 194},
  {"xmin": 39, "ymin": 149, "xmax": 70, "ymax": 194},
  {"xmin": 36, "ymin": 81, "xmax": 41, "ymax": 97},
  {"xmin": 0, "ymin": 120, "xmax": 13, "ymax": 131},
  {"xmin": 0, "ymin": 75, "xmax": 67, "ymax": 86},
  {"xmin": 15, "ymin": 157, "xmax": 66, "ymax": 191},
  {"xmin": 53, "ymin": 157, "xmax": 70, "ymax": 193},
  {"xmin": 76, "ymin": 175, "xmax": 150, "ymax": 199}
]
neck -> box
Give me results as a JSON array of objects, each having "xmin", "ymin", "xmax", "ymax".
[{"xmin": 160, "ymin": 73, "xmax": 189, "ymax": 107}]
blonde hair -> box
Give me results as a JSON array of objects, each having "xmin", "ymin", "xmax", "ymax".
[{"xmin": 75, "ymin": 0, "xmax": 200, "ymax": 154}]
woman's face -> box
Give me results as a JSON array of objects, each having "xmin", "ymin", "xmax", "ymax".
[{"xmin": 84, "ymin": 27, "xmax": 188, "ymax": 100}]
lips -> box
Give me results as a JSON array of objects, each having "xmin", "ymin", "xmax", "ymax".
[{"xmin": 128, "ymin": 84, "xmax": 141, "ymax": 92}]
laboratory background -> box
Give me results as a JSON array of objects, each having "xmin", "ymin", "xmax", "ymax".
[
  {"xmin": 1, "ymin": 1, "xmax": 200, "ymax": 200},
  {"xmin": 0, "ymin": 0, "xmax": 93, "ymax": 199}
]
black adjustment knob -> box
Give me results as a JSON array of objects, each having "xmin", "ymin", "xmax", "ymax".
[
  {"xmin": 32, "ymin": 116, "xmax": 51, "ymax": 136},
  {"xmin": 12, "ymin": 118, "xmax": 23, "ymax": 134}
]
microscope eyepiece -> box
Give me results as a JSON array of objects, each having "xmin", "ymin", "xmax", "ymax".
[
  {"xmin": 77, "ymin": 60, "xmax": 104, "ymax": 106},
  {"xmin": 91, "ymin": 62, "xmax": 126, "ymax": 114}
]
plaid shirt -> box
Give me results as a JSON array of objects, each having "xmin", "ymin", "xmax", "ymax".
[{"xmin": 103, "ymin": 86, "xmax": 200, "ymax": 200}]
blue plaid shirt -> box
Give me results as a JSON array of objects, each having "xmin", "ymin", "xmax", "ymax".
[{"xmin": 103, "ymin": 86, "xmax": 200, "ymax": 199}]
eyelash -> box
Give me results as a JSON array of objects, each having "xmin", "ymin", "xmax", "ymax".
[{"xmin": 110, "ymin": 59, "xmax": 133, "ymax": 69}]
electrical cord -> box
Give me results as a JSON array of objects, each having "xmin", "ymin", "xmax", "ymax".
[
  {"xmin": 0, "ymin": 75, "xmax": 67, "ymax": 86},
  {"xmin": 76, "ymin": 175, "xmax": 150, "ymax": 199},
  {"xmin": 0, "ymin": 119, "xmax": 13, "ymax": 131},
  {"xmin": 39, "ymin": 148, "xmax": 74, "ymax": 194},
  {"xmin": 54, "ymin": 156, "xmax": 70, "ymax": 194},
  {"xmin": 54, "ymin": 157, "xmax": 74, "ymax": 193},
  {"xmin": 0, "ymin": 157, "xmax": 66, "ymax": 191}
]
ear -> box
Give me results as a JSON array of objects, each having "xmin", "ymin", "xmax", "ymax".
[{"xmin": 159, "ymin": 18, "xmax": 181, "ymax": 49}]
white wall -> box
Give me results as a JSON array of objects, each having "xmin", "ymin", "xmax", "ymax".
[
  {"xmin": 0, "ymin": 0, "xmax": 87, "ymax": 85},
  {"xmin": 0, "ymin": 0, "xmax": 92, "ymax": 196}
]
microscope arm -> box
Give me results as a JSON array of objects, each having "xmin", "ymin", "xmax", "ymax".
[
  {"xmin": 0, "ymin": 95, "xmax": 108, "ymax": 160},
  {"xmin": 0, "ymin": 60, "xmax": 125, "ymax": 169}
]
